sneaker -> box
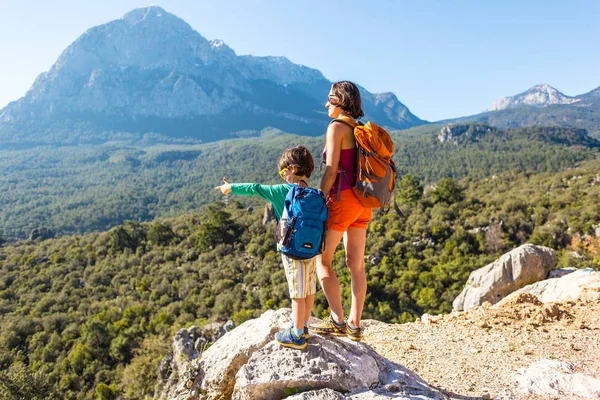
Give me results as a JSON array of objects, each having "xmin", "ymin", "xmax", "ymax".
[
  {"xmin": 288, "ymin": 324, "xmax": 310, "ymax": 340},
  {"xmin": 304, "ymin": 325, "xmax": 310, "ymax": 339},
  {"xmin": 346, "ymin": 321, "xmax": 363, "ymax": 341},
  {"xmin": 308, "ymin": 315, "xmax": 347, "ymax": 336},
  {"xmin": 276, "ymin": 328, "xmax": 307, "ymax": 350}
]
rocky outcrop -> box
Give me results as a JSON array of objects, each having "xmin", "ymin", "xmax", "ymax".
[
  {"xmin": 437, "ymin": 123, "xmax": 494, "ymax": 144},
  {"xmin": 515, "ymin": 359, "xmax": 600, "ymax": 398},
  {"xmin": 29, "ymin": 227, "xmax": 54, "ymax": 241},
  {"xmin": 496, "ymin": 268, "xmax": 600, "ymax": 306},
  {"xmin": 453, "ymin": 244, "xmax": 558, "ymax": 311},
  {"xmin": 263, "ymin": 203, "xmax": 276, "ymax": 225},
  {"xmin": 157, "ymin": 309, "xmax": 445, "ymax": 400},
  {"xmin": 159, "ymin": 321, "xmax": 236, "ymax": 387}
]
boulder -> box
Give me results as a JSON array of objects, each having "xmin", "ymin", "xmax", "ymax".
[
  {"xmin": 286, "ymin": 388, "xmax": 347, "ymax": 399},
  {"xmin": 158, "ymin": 309, "xmax": 445, "ymax": 400},
  {"xmin": 453, "ymin": 244, "xmax": 557, "ymax": 311},
  {"xmin": 159, "ymin": 309, "xmax": 293, "ymax": 399},
  {"xmin": 171, "ymin": 326, "xmax": 202, "ymax": 377},
  {"xmin": 224, "ymin": 319, "xmax": 236, "ymax": 332},
  {"xmin": 497, "ymin": 268, "xmax": 600, "ymax": 306},
  {"xmin": 198, "ymin": 310, "xmax": 293, "ymax": 399},
  {"xmin": 515, "ymin": 359, "xmax": 600, "ymax": 398},
  {"xmin": 232, "ymin": 338, "xmax": 381, "ymax": 399},
  {"xmin": 201, "ymin": 320, "xmax": 236, "ymax": 342},
  {"xmin": 286, "ymin": 387, "xmax": 443, "ymax": 400}
]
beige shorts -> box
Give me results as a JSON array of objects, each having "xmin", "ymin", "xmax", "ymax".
[{"xmin": 281, "ymin": 254, "xmax": 318, "ymax": 299}]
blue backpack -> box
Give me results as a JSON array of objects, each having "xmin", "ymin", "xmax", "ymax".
[{"xmin": 277, "ymin": 185, "xmax": 328, "ymax": 260}]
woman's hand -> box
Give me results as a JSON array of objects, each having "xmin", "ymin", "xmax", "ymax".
[{"xmin": 215, "ymin": 177, "xmax": 232, "ymax": 194}]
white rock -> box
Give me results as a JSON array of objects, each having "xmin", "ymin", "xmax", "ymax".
[
  {"xmin": 158, "ymin": 309, "xmax": 292, "ymax": 400},
  {"xmin": 286, "ymin": 389, "xmax": 347, "ymax": 400},
  {"xmin": 453, "ymin": 244, "xmax": 557, "ymax": 311},
  {"xmin": 497, "ymin": 268, "xmax": 600, "ymax": 306},
  {"xmin": 515, "ymin": 359, "xmax": 600, "ymax": 398},
  {"xmin": 233, "ymin": 336, "xmax": 445, "ymax": 400},
  {"xmin": 159, "ymin": 309, "xmax": 445, "ymax": 400},
  {"xmin": 285, "ymin": 388, "xmax": 347, "ymax": 399},
  {"xmin": 200, "ymin": 309, "xmax": 293, "ymax": 399},
  {"xmin": 233, "ymin": 337, "xmax": 380, "ymax": 399}
]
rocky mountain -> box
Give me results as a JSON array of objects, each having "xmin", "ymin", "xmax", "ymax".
[
  {"xmin": 487, "ymin": 84, "xmax": 580, "ymax": 111},
  {"xmin": 443, "ymin": 84, "xmax": 600, "ymax": 138},
  {"xmin": 0, "ymin": 6, "xmax": 425, "ymax": 144}
]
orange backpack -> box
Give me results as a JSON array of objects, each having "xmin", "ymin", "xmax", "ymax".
[{"xmin": 329, "ymin": 117, "xmax": 402, "ymax": 215}]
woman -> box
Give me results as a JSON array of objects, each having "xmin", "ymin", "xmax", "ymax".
[{"xmin": 309, "ymin": 81, "xmax": 371, "ymax": 341}]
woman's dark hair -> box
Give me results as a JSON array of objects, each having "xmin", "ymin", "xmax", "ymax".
[
  {"xmin": 331, "ymin": 80, "xmax": 364, "ymax": 119},
  {"xmin": 278, "ymin": 146, "xmax": 315, "ymax": 178}
]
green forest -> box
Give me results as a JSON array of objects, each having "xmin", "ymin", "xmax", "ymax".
[
  {"xmin": 1, "ymin": 124, "xmax": 598, "ymax": 238},
  {"xmin": 1, "ymin": 151, "xmax": 600, "ymax": 398}
]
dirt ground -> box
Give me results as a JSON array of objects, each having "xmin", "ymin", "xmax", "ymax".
[{"xmin": 363, "ymin": 294, "xmax": 600, "ymax": 400}]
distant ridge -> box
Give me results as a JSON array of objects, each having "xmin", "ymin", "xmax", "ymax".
[
  {"xmin": 487, "ymin": 84, "xmax": 579, "ymax": 111},
  {"xmin": 441, "ymin": 83, "xmax": 600, "ymax": 137}
]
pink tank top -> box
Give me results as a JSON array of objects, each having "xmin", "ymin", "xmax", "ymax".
[{"xmin": 323, "ymin": 147, "xmax": 357, "ymax": 195}]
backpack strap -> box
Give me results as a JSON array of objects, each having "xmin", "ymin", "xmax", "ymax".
[
  {"xmin": 329, "ymin": 117, "xmax": 357, "ymax": 129},
  {"xmin": 393, "ymin": 196, "xmax": 404, "ymax": 217}
]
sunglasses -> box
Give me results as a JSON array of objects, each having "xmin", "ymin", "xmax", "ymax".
[
  {"xmin": 279, "ymin": 167, "xmax": 288, "ymax": 179},
  {"xmin": 327, "ymin": 94, "xmax": 340, "ymax": 105}
]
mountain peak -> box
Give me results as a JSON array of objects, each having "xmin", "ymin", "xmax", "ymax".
[
  {"xmin": 488, "ymin": 83, "xmax": 579, "ymax": 111},
  {"xmin": 119, "ymin": 6, "xmax": 194, "ymax": 33},
  {"xmin": 529, "ymin": 83, "xmax": 555, "ymax": 91},
  {"xmin": 122, "ymin": 6, "xmax": 169, "ymax": 23}
]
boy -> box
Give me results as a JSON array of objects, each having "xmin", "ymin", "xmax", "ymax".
[{"xmin": 215, "ymin": 145, "xmax": 317, "ymax": 350}]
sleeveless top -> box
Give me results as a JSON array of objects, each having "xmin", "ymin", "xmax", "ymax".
[{"xmin": 323, "ymin": 147, "xmax": 357, "ymax": 195}]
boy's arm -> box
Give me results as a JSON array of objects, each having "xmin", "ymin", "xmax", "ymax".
[{"xmin": 230, "ymin": 183, "xmax": 288, "ymax": 204}]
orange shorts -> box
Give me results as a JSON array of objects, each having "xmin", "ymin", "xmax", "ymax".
[{"xmin": 327, "ymin": 189, "xmax": 372, "ymax": 232}]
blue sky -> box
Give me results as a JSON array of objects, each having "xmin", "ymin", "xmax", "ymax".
[{"xmin": 1, "ymin": 0, "xmax": 598, "ymax": 121}]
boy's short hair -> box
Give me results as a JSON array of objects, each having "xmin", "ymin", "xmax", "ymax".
[{"xmin": 278, "ymin": 146, "xmax": 315, "ymax": 178}]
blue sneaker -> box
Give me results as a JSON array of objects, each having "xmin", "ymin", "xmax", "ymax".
[
  {"xmin": 276, "ymin": 328, "xmax": 307, "ymax": 350},
  {"xmin": 288, "ymin": 324, "xmax": 310, "ymax": 340}
]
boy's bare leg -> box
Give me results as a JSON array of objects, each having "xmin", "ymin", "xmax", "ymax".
[
  {"xmin": 291, "ymin": 298, "xmax": 305, "ymax": 329},
  {"xmin": 303, "ymin": 294, "xmax": 315, "ymax": 325}
]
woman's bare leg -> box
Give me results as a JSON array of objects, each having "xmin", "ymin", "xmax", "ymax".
[
  {"xmin": 317, "ymin": 228, "xmax": 345, "ymax": 323},
  {"xmin": 343, "ymin": 227, "xmax": 368, "ymax": 327}
]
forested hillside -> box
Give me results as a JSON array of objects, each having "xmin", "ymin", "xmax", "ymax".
[
  {"xmin": 1, "ymin": 124, "xmax": 598, "ymax": 238},
  {"xmin": 1, "ymin": 159, "xmax": 600, "ymax": 399}
]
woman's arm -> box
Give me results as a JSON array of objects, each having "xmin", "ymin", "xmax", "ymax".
[{"xmin": 320, "ymin": 122, "xmax": 344, "ymax": 196}]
